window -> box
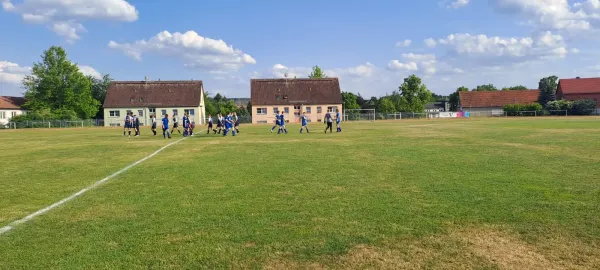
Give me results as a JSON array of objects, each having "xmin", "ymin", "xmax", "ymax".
[
  {"xmin": 294, "ymin": 112, "xmax": 300, "ymax": 117},
  {"xmin": 109, "ymin": 110, "xmax": 120, "ymax": 117},
  {"xmin": 306, "ymin": 107, "xmax": 312, "ymax": 113},
  {"xmin": 317, "ymin": 107, "xmax": 322, "ymax": 113},
  {"xmin": 184, "ymin": 109, "xmax": 195, "ymax": 115},
  {"xmin": 11, "ymin": 112, "xmax": 17, "ymax": 117},
  {"xmin": 126, "ymin": 110, "xmax": 132, "ymax": 115},
  {"xmin": 317, "ymin": 118, "xmax": 322, "ymax": 122},
  {"xmin": 139, "ymin": 97, "xmax": 144, "ymax": 102},
  {"xmin": 327, "ymin": 106, "xmax": 337, "ymax": 113},
  {"xmin": 283, "ymin": 95, "xmax": 288, "ymax": 100},
  {"xmin": 275, "ymin": 95, "xmax": 281, "ymax": 100},
  {"xmin": 284, "ymin": 107, "xmax": 289, "ymax": 113},
  {"xmin": 294, "ymin": 105, "xmax": 301, "ymax": 110},
  {"xmin": 273, "ymin": 107, "xmax": 279, "ymax": 114},
  {"xmin": 130, "ymin": 98, "xmax": 134, "ymax": 103},
  {"xmin": 109, "ymin": 123, "xmax": 121, "ymax": 127},
  {"xmin": 138, "ymin": 110, "xmax": 144, "ymax": 117},
  {"xmin": 161, "ymin": 109, "xmax": 167, "ymax": 116},
  {"xmin": 149, "ymin": 108, "xmax": 156, "ymax": 114},
  {"xmin": 173, "ymin": 109, "xmax": 178, "ymax": 116},
  {"xmin": 0, "ymin": 112, "xmax": 5, "ymax": 119},
  {"xmin": 256, "ymin": 108, "xmax": 267, "ymax": 114},
  {"xmin": 257, "ymin": 120, "xmax": 267, "ymax": 124},
  {"xmin": 307, "ymin": 118, "xmax": 312, "ymax": 123}
]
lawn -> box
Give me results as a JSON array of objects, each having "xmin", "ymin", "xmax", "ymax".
[{"xmin": 1, "ymin": 118, "xmax": 599, "ymax": 269}]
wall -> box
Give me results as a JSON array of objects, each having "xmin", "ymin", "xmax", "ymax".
[
  {"xmin": 0, "ymin": 109, "xmax": 26, "ymax": 125},
  {"xmin": 103, "ymin": 106, "xmax": 204, "ymax": 127},
  {"xmin": 461, "ymin": 107, "xmax": 504, "ymax": 116},
  {"xmin": 251, "ymin": 104, "xmax": 342, "ymax": 124},
  {"xmin": 561, "ymin": 93, "xmax": 600, "ymax": 107}
]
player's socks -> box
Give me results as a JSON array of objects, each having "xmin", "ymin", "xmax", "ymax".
[
  {"xmin": 300, "ymin": 128, "xmax": 303, "ymax": 133},
  {"xmin": 232, "ymin": 130, "xmax": 236, "ymax": 136},
  {"xmin": 307, "ymin": 128, "xmax": 310, "ymax": 133},
  {"xmin": 128, "ymin": 131, "xmax": 131, "ymax": 136},
  {"xmin": 284, "ymin": 129, "xmax": 288, "ymax": 134}
]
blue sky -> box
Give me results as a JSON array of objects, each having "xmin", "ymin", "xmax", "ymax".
[{"xmin": 2, "ymin": 0, "xmax": 600, "ymax": 98}]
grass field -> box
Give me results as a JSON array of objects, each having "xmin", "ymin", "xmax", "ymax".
[{"xmin": 1, "ymin": 118, "xmax": 599, "ymax": 269}]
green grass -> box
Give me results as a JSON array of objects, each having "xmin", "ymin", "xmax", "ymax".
[{"xmin": 1, "ymin": 118, "xmax": 599, "ymax": 269}]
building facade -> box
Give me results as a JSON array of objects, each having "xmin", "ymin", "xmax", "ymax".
[
  {"xmin": 251, "ymin": 78, "xmax": 343, "ymax": 124},
  {"xmin": 459, "ymin": 90, "xmax": 540, "ymax": 115},
  {"xmin": 557, "ymin": 77, "xmax": 600, "ymax": 114},
  {"xmin": 0, "ymin": 96, "xmax": 27, "ymax": 125},
  {"xmin": 103, "ymin": 80, "xmax": 206, "ymax": 127}
]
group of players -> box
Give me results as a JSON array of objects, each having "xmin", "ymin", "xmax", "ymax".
[
  {"xmin": 206, "ymin": 112, "xmax": 241, "ymax": 136},
  {"xmin": 270, "ymin": 109, "xmax": 342, "ymax": 134},
  {"xmin": 123, "ymin": 112, "xmax": 194, "ymax": 139}
]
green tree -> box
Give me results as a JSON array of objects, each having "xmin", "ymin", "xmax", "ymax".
[
  {"xmin": 396, "ymin": 74, "xmax": 432, "ymax": 112},
  {"xmin": 474, "ymin": 84, "xmax": 498, "ymax": 91},
  {"xmin": 449, "ymin": 86, "xmax": 468, "ymax": 111},
  {"xmin": 501, "ymin": 85, "xmax": 528, "ymax": 91},
  {"xmin": 246, "ymin": 101, "xmax": 252, "ymax": 114},
  {"xmin": 218, "ymin": 100, "xmax": 237, "ymax": 114},
  {"xmin": 377, "ymin": 97, "xmax": 396, "ymax": 114},
  {"xmin": 204, "ymin": 92, "xmax": 217, "ymax": 116},
  {"xmin": 538, "ymin": 76, "xmax": 558, "ymax": 106},
  {"xmin": 341, "ymin": 91, "xmax": 360, "ymax": 111},
  {"xmin": 89, "ymin": 74, "xmax": 112, "ymax": 119},
  {"xmin": 236, "ymin": 105, "xmax": 249, "ymax": 117},
  {"xmin": 308, "ymin": 65, "xmax": 327, "ymax": 78},
  {"xmin": 23, "ymin": 46, "xmax": 99, "ymax": 119}
]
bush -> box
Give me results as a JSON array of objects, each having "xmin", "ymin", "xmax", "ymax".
[
  {"xmin": 9, "ymin": 109, "xmax": 80, "ymax": 122},
  {"xmin": 504, "ymin": 103, "xmax": 543, "ymax": 116},
  {"xmin": 570, "ymin": 99, "xmax": 597, "ymax": 115}
]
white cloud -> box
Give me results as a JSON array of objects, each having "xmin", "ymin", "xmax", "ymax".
[
  {"xmin": 78, "ymin": 65, "xmax": 101, "ymax": 78},
  {"xmin": 0, "ymin": 61, "xmax": 30, "ymax": 84},
  {"xmin": 2, "ymin": 0, "xmax": 138, "ymax": 42},
  {"xmin": 388, "ymin": 53, "xmax": 445, "ymax": 76},
  {"xmin": 109, "ymin": 30, "xmax": 256, "ymax": 73},
  {"xmin": 571, "ymin": 48, "xmax": 581, "ymax": 53},
  {"xmin": 424, "ymin": 38, "xmax": 437, "ymax": 48},
  {"xmin": 328, "ymin": 62, "xmax": 376, "ymax": 78},
  {"xmin": 449, "ymin": 0, "xmax": 470, "ymax": 9},
  {"xmin": 396, "ymin": 39, "xmax": 412, "ymax": 47},
  {"xmin": 271, "ymin": 64, "xmax": 311, "ymax": 78}
]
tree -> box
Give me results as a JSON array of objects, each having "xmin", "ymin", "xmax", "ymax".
[
  {"xmin": 341, "ymin": 91, "xmax": 360, "ymax": 111},
  {"xmin": 218, "ymin": 100, "xmax": 237, "ymax": 114},
  {"xmin": 308, "ymin": 65, "xmax": 327, "ymax": 78},
  {"xmin": 356, "ymin": 93, "xmax": 368, "ymax": 108},
  {"xmin": 23, "ymin": 46, "xmax": 99, "ymax": 119},
  {"xmin": 449, "ymin": 86, "xmax": 468, "ymax": 111},
  {"xmin": 204, "ymin": 92, "xmax": 217, "ymax": 116},
  {"xmin": 89, "ymin": 74, "xmax": 112, "ymax": 118},
  {"xmin": 396, "ymin": 74, "xmax": 432, "ymax": 112},
  {"xmin": 501, "ymin": 85, "xmax": 528, "ymax": 91},
  {"xmin": 377, "ymin": 97, "xmax": 396, "ymax": 114},
  {"xmin": 236, "ymin": 105, "xmax": 249, "ymax": 117},
  {"xmin": 474, "ymin": 84, "xmax": 498, "ymax": 91},
  {"xmin": 538, "ymin": 76, "xmax": 558, "ymax": 106},
  {"xmin": 246, "ymin": 101, "xmax": 252, "ymax": 114}
]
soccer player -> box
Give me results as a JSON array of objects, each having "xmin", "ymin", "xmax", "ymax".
[
  {"xmin": 162, "ymin": 114, "xmax": 171, "ymax": 139},
  {"xmin": 182, "ymin": 113, "xmax": 189, "ymax": 137},
  {"xmin": 300, "ymin": 112, "xmax": 309, "ymax": 133},
  {"xmin": 171, "ymin": 113, "xmax": 181, "ymax": 135},
  {"xmin": 123, "ymin": 112, "xmax": 132, "ymax": 137},
  {"xmin": 233, "ymin": 112, "xmax": 240, "ymax": 133},
  {"xmin": 216, "ymin": 113, "xmax": 223, "ymax": 134},
  {"xmin": 270, "ymin": 112, "xmax": 279, "ymax": 133},
  {"xmin": 278, "ymin": 111, "xmax": 288, "ymax": 134},
  {"xmin": 133, "ymin": 115, "xmax": 140, "ymax": 136},
  {"xmin": 223, "ymin": 112, "xmax": 237, "ymax": 136},
  {"xmin": 206, "ymin": 114, "xmax": 216, "ymax": 134},
  {"xmin": 336, "ymin": 109, "xmax": 342, "ymax": 132},
  {"xmin": 324, "ymin": 111, "xmax": 333, "ymax": 134},
  {"xmin": 151, "ymin": 114, "xmax": 157, "ymax": 136}
]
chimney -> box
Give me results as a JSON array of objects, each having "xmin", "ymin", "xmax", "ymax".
[
  {"xmin": 576, "ymin": 77, "xmax": 580, "ymax": 79},
  {"xmin": 145, "ymin": 76, "xmax": 148, "ymax": 81}
]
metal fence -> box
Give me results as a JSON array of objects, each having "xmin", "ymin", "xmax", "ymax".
[{"xmin": 2, "ymin": 119, "xmax": 105, "ymax": 129}]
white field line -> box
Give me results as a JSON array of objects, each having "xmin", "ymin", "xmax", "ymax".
[{"xmin": 0, "ymin": 137, "xmax": 186, "ymax": 235}]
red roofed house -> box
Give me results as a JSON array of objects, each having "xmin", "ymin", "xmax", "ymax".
[
  {"xmin": 557, "ymin": 77, "xmax": 600, "ymax": 114},
  {"xmin": 459, "ymin": 90, "xmax": 540, "ymax": 116},
  {"xmin": 0, "ymin": 96, "xmax": 27, "ymax": 125}
]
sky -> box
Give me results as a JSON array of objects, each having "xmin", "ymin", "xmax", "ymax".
[{"xmin": 2, "ymin": 0, "xmax": 600, "ymax": 98}]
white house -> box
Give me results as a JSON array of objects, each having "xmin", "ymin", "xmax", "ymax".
[{"xmin": 0, "ymin": 96, "xmax": 27, "ymax": 126}]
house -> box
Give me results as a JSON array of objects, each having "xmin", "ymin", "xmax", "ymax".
[
  {"xmin": 557, "ymin": 77, "xmax": 600, "ymax": 114},
  {"xmin": 425, "ymin": 100, "xmax": 450, "ymax": 112},
  {"xmin": 459, "ymin": 90, "xmax": 540, "ymax": 115},
  {"xmin": 251, "ymin": 78, "xmax": 342, "ymax": 124},
  {"xmin": 103, "ymin": 80, "xmax": 206, "ymax": 127},
  {"xmin": 0, "ymin": 96, "xmax": 27, "ymax": 125}
]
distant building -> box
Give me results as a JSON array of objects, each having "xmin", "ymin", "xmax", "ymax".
[
  {"xmin": 557, "ymin": 77, "xmax": 600, "ymax": 114},
  {"xmin": 103, "ymin": 80, "xmax": 206, "ymax": 127},
  {"xmin": 251, "ymin": 78, "xmax": 342, "ymax": 124},
  {"xmin": 459, "ymin": 90, "xmax": 539, "ymax": 115},
  {"xmin": 425, "ymin": 100, "xmax": 450, "ymax": 112},
  {"xmin": 0, "ymin": 96, "xmax": 27, "ymax": 125}
]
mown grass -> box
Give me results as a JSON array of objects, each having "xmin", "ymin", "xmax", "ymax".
[{"xmin": 1, "ymin": 118, "xmax": 599, "ymax": 269}]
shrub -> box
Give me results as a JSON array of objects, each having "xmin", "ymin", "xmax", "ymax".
[
  {"xmin": 546, "ymin": 100, "xmax": 572, "ymax": 111},
  {"xmin": 570, "ymin": 99, "xmax": 597, "ymax": 115}
]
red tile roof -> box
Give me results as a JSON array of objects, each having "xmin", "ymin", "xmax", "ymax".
[
  {"xmin": 558, "ymin": 77, "xmax": 600, "ymax": 94},
  {"xmin": 104, "ymin": 81, "xmax": 203, "ymax": 108},
  {"xmin": 0, "ymin": 96, "xmax": 26, "ymax": 109},
  {"xmin": 459, "ymin": 90, "xmax": 540, "ymax": 108},
  {"xmin": 251, "ymin": 78, "xmax": 342, "ymax": 105}
]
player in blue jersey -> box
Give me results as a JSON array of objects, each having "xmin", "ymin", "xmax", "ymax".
[
  {"xmin": 300, "ymin": 112, "xmax": 309, "ymax": 133},
  {"xmin": 336, "ymin": 109, "xmax": 342, "ymax": 132},
  {"xmin": 270, "ymin": 113, "xmax": 279, "ymax": 133},
  {"xmin": 133, "ymin": 115, "xmax": 140, "ymax": 136},
  {"xmin": 223, "ymin": 112, "xmax": 237, "ymax": 136},
  {"xmin": 162, "ymin": 114, "xmax": 171, "ymax": 139},
  {"xmin": 182, "ymin": 113, "xmax": 189, "ymax": 137},
  {"xmin": 277, "ymin": 111, "xmax": 288, "ymax": 134},
  {"xmin": 123, "ymin": 112, "xmax": 132, "ymax": 137}
]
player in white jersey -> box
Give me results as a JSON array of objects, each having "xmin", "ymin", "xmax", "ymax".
[
  {"xmin": 151, "ymin": 114, "xmax": 157, "ymax": 136},
  {"xmin": 207, "ymin": 114, "xmax": 216, "ymax": 134},
  {"xmin": 171, "ymin": 114, "xmax": 181, "ymax": 135}
]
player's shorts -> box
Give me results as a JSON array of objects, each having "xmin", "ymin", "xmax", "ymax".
[
  {"xmin": 336, "ymin": 120, "xmax": 341, "ymax": 124},
  {"xmin": 173, "ymin": 122, "xmax": 179, "ymax": 128},
  {"xmin": 235, "ymin": 121, "xmax": 240, "ymax": 127},
  {"xmin": 152, "ymin": 123, "xmax": 157, "ymax": 129},
  {"xmin": 125, "ymin": 123, "xmax": 131, "ymax": 128},
  {"xmin": 184, "ymin": 123, "xmax": 189, "ymax": 129},
  {"xmin": 208, "ymin": 122, "xmax": 213, "ymax": 128},
  {"xmin": 217, "ymin": 122, "xmax": 222, "ymax": 127}
]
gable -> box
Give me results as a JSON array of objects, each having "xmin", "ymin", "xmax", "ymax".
[{"xmin": 104, "ymin": 81, "xmax": 203, "ymax": 108}]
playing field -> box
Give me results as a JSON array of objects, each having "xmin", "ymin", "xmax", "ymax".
[{"xmin": 1, "ymin": 118, "xmax": 599, "ymax": 269}]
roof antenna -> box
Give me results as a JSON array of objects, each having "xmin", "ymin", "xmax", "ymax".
[{"xmin": 144, "ymin": 76, "xmax": 148, "ymax": 81}]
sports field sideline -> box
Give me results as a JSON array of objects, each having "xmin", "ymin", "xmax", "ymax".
[{"xmin": 1, "ymin": 118, "xmax": 599, "ymax": 269}]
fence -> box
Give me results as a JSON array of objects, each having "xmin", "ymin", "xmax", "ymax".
[{"xmin": 2, "ymin": 119, "xmax": 105, "ymax": 129}]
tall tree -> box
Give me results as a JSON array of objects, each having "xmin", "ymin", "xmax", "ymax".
[
  {"xmin": 204, "ymin": 92, "xmax": 217, "ymax": 116},
  {"xmin": 538, "ymin": 76, "xmax": 558, "ymax": 106},
  {"xmin": 89, "ymin": 74, "xmax": 112, "ymax": 119},
  {"xmin": 377, "ymin": 97, "xmax": 396, "ymax": 114},
  {"xmin": 356, "ymin": 93, "xmax": 367, "ymax": 108},
  {"xmin": 308, "ymin": 65, "xmax": 327, "ymax": 78},
  {"xmin": 23, "ymin": 46, "xmax": 99, "ymax": 119},
  {"xmin": 341, "ymin": 91, "xmax": 360, "ymax": 111},
  {"xmin": 449, "ymin": 86, "xmax": 468, "ymax": 111},
  {"xmin": 501, "ymin": 85, "xmax": 528, "ymax": 91},
  {"xmin": 396, "ymin": 74, "xmax": 432, "ymax": 112},
  {"xmin": 246, "ymin": 101, "xmax": 252, "ymax": 114},
  {"xmin": 474, "ymin": 84, "xmax": 498, "ymax": 91}
]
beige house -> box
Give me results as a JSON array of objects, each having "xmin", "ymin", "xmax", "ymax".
[
  {"xmin": 0, "ymin": 96, "xmax": 27, "ymax": 126},
  {"xmin": 103, "ymin": 80, "xmax": 206, "ymax": 127},
  {"xmin": 251, "ymin": 78, "xmax": 343, "ymax": 124}
]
